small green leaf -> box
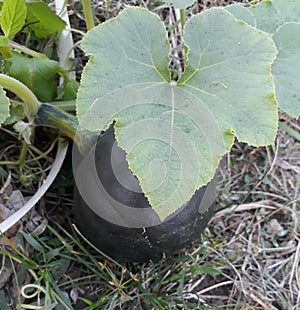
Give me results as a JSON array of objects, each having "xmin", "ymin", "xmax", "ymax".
[
  {"xmin": 3, "ymin": 104, "xmax": 25, "ymax": 125},
  {"xmin": 26, "ymin": 1, "xmax": 66, "ymax": 38},
  {"xmin": 0, "ymin": 0, "xmax": 26, "ymax": 39},
  {"xmin": 60, "ymin": 79, "xmax": 79, "ymax": 101},
  {"xmin": 13, "ymin": 120, "xmax": 32, "ymax": 144},
  {"xmin": 190, "ymin": 263, "xmax": 221, "ymax": 276},
  {"xmin": 8, "ymin": 53, "xmax": 61, "ymax": 102},
  {"xmin": 163, "ymin": 0, "xmax": 195, "ymax": 8},
  {"xmin": 198, "ymin": 265, "xmax": 222, "ymax": 276},
  {"xmin": 77, "ymin": 7, "xmax": 277, "ymax": 220},
  {"xmin": 20, "ymin": 232, "xmax": 44, "ymax": 253},
  {"xmin": 0, "ymin": 87, "xmax": 10, "ymax": 125},
  {"xmin": 47, "ymin": 274, "xmax": 74, "ymax": 310}
]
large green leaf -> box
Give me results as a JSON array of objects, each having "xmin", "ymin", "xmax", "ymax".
[
  {"xmin": 249, "ymin": 0, "xmax": 300, "ymax": 33},
  {"xmin": 8, "ymin": 53, "xmax": 61, "ymax": 102},
  {"xmin": 0, "ymin": 87, "xmax": 10, "ymax": 125},
  {"xmin": 0, "ymin": 0, "xmax": 27, "ymax": 39},
  {"xmin": 226, "ymin": 0, "xmax": 300, "ymax": 117},
  {"xmin": 26, "ymin": 2, "xmax": 66, "ymax": 38},
  {"xmin": 226, "ymin": 0, "xmax": 300, "ymax": 34},
  {"xmin": 77, "ymin": 7, "xmax": 277, "ymax": 220}
]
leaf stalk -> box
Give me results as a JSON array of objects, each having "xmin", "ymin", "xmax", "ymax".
[
  {"xmin": 179, "ymin": 8, "xmax": 186, "ymax": 30},
  {"xmin": 82, "ymin": 0, "xmax": 95, "ymax": 30},
  {"xmin": 0, "ymin": 74, "xmax": 40, "ymax": 120}
]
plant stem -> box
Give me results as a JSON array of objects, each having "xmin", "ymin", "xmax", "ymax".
[
  {"xmin": 0, "ymin": 74, "xmax": 40, "ymax": 120},
  {"xmin": 48, "ymin": 100, "xmax": 76, "ymax": 111},
  {"xmin": 35, "ymin": 103, "xmax": 99, "ymax": 153},
  {"xmin": 106, "ymin": 0, "xmax": 110, "ymax": 18},
  {"xmin": 10, "ymin": 99, "xmax": 76, "ymax": 112},
  {"xmin": 35, "ymin": 103, "xmax": 78, "ymax": 141},
  {"xmin": 0, "ymin": 141, "xmax": 29, "ymax": 167},
  {"xmin": 9, "ymin": 41, "xmax": 49, "ymax": 59},
  {"xmin": 18, "ymin": 141, "xmax": 29, "ymax": 170},
  {"xmin": 82, "ymin": 0, "xmax": 95, "ymax": 30},
  {"xmin": 179, "ymin": 8, "xmax": 186, "ymax": 31},
  {"xmin": 25, "ymin": 137, "xmax": 59, "ymax": 163}
]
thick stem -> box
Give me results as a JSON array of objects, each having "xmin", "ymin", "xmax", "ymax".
[
  {"xmin": 35, "ymin": 103, "xmax": 98, "ymax": 153},
  {"xmin": 82, "ymin": 0, "xmax": 95, "ymax": 30},
  {"xmin": 0, "ymin": 74, "xmax": 40, "ymax": 120},
  {"xmin": 35, "ymin": 103, "xmax": 78, "ymax": 141}
]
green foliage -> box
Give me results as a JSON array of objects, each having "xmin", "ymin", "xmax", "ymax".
[
  {"xmin": 6, "ymin": 53, "xmax": 78, "ymax": 103},
  {"xmin": 2, "ymin": 103, "xmax": 24, "ymax": 125},
  {"xmin": 13, "ymin": 120, "xmax": 32, "ymax": 144},
  {"xmin": 0, "ymin": 87, "xmax": 9, "ymax": 124},
  {"xmin": 59, "ymin": 79, "xmax": 79, "ymax": 101},
  {"xmin": 0, "ymin": 0, "xmax": 66, "ymax": 53},
  {"xmin": 0, "ymin": 0, "xmax": 26, "ymax": 40},
  {"xmin": 272, "ymin": 22, "xmax": 300, "ymax": 118},
  {"xmin": 0, "ymin": 1, "xmax": 72, "ymax": 154},
  {"xmin": 248, "ymin": 0, "xmax": 300, "ymax": 33},
  {"xmin": 0, "ymin": 223, "xmax": 222, "ymax": 309},
  {"xmin": 77, "ymin": 7, "xmax": 277, "ymax": 219},
  {"xmin": 8, "ymin": 53, "xmax": 62, "ymax": 102},
  {"xmin": 0, "ymin": 36, "xmax": 11, "ymax": 58},
  {"xmin": 0, "ymin": 0, "xmax": 26, "ymax": 58},
  {"xmin": 0, "ymin": 1, "xmax": 299, "ymax": 220},
  {"xmin": 26, "ymin": 1, "xmax": 66, "ymax": 38},
  {"xmin": 226, "ymin": 0, "xmax": 300, "ymax": 117}
]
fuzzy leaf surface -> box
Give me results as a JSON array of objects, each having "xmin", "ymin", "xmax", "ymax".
[
  {"xmin": 163, "ymin": 0, "xmax": 195, "ymax": 8},
  {"xmin": 249, "ymin": 0, "xmax": 300, "ymax": 33},
  {"xmin": 226, "ymin": 0, "xmax": 300, "ymax": 117},
  {"xmin": 0, "ymin": 87, "xmax": 10, "ymax": 125},
  {"xmin": 272, "ymin": 22, "xmax": 300, "ymax": 118},
  {"xmin": 77, "ymin": 7, "xmax": 277, "ymax": 220}
]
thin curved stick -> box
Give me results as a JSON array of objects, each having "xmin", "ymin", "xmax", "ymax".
[{"xmin": 0, "ymin": 138, "xmax": 68, "ymax": 234}]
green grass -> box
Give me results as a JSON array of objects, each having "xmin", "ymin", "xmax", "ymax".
[{"xmin": 0, "ymin": 222, "xmax": 222, "ymax": 309}]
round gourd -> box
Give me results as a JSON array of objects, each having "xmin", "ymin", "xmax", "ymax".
[{"xmin": 73, "ymin": 127, "xmax": 216, "ymax": 262}]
